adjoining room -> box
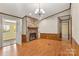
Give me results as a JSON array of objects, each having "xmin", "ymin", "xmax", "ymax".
[{"xmin": 2, "ymin": 18, "xmax": 16, "ymax": 46}]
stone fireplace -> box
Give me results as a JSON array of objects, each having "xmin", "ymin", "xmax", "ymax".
[{"xmin": 22, "ymin": 16, "xmax": 38, "ymax": 42}]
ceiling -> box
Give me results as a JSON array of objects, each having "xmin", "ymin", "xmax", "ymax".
[{"xmin": 0, "ymin": 3, "xmax": 70, "ymax": 19}]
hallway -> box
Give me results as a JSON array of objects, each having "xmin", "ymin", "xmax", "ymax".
[{"xmin": 0, "ymin": 39, "xmax": 79, "ymax": 56}]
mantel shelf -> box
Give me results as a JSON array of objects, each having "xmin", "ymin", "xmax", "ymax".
[{"xmin": 28, "ymin": 27, "xmax": 38, "ymax": 29}]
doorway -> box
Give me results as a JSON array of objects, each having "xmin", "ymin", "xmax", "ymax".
[
  {"xmin": 2, "ymin": 19, "xmax": 16, "ymax": 46},
  {"xmin": 58, "ymin": 15, "xmax": 72, "ymax": 41},
  {"xmin": 0, "ymin": 15, "xmax": 22, "ymax": 47}
]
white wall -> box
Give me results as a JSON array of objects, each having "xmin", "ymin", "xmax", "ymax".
[
  {"xmin": 16, "ymin": 19, "xmax": 22, "ymax": 45},
  {"xmin": 22, "ymin": 17, "xmax": 27, "ymax": 35},
  {"xmin": 39, "ymin": 10, "xmax": 70, "ymax": 34},
  {"xmin": 0, "ymin": 14, "xmax": 2, "ymax": 47},
  {"xmin": 71, "ymin": 4, "xmax": 79, "ymax": 45}
]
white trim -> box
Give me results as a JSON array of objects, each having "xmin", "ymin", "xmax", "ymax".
[{"xmin": 73, "ymin": 37, "xmax": 79, "ymax": 45}]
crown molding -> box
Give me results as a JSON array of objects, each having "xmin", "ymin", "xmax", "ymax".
[
  {"xmin": 41, "ymin": 8, "xmax": 70, "ymax": 20},
  {"xmin": 0, "ymin": 3, "xmax": 71, "ymax": 20},
  {"xmin": 0, "ymin": 12, "xmax": 22, "ymax": 19}
]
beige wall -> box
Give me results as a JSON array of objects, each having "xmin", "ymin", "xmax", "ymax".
[{"xmin": 71, "ymin": 3, "xmax": 79, "ymax": 45}]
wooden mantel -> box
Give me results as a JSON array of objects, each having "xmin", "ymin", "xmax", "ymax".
[{"xmin": 28, "ymin": 27, "xmax": 38, "ymax": 29}]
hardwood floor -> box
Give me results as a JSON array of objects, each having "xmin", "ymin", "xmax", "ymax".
[{"xmin": 0, "ymin": 39, "xmax": 79, "ymax": 56}]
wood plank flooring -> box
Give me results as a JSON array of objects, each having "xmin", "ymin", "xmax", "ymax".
[{"xmin": 0, "ymin": 39, "xmax": 79, "ymax": 56}]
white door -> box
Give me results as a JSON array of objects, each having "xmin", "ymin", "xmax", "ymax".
[
  {"xmin": 61, "ymin": 21, "xmax": 68, "ymax": 40},
  {"xmin": 16, "ymin": 19, "xmax": 22, "ymax": 45}
]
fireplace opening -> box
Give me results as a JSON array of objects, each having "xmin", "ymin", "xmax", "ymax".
[{"xmin": 29, "ymin": 33, "xmax": 37, "ymax": 41}]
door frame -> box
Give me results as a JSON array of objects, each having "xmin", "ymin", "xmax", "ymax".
[
  {"xmin": 0, "ymin": 15, "xmax": 22, "ymax": 47},
  {"xmin": 16, "ymin": 19, "xmax": 22, "ymax": 45},
  {"xmin": 58, "ymin": 15, "xmax": 72, "ymax": 42}
]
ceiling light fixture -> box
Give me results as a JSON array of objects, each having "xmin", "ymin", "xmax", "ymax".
[{"xmin": 35, "ymin": 3, "xmax": 45, "ymax": 19}]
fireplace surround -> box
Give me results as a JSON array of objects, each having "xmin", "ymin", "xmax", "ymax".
[
  {"xmin": 27, "ymin": 27, "xmax": 38, "ymax": 41},
  {"xmin": 29, "ymin": 33, "xmax": 37, "ymax": 41}
]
